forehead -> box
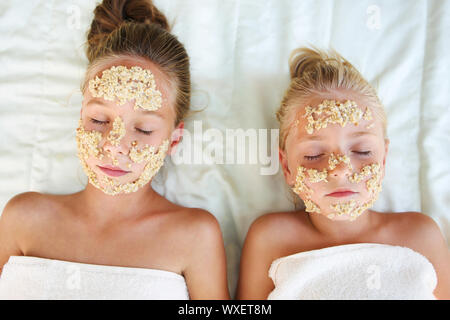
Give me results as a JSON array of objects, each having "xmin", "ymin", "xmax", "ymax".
[
  {"xmin": 90, "ymin": 56, "xmax": 170, "ymax": 86},
  {"xmin": 290, "ymin": 96, "xmax": 384, "ymax": 144},
  {"xmin": 83, "ymin": 98, "xmax": 166, "ymax": 121},
  {"xmin": 83, "ymin": 56, "xmax": 175, "ymax": 118}
]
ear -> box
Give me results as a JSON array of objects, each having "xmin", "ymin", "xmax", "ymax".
[
  {"xmin": 168, "ymin": 121, "xmax": 184, "ymax": 156},
  {"xmin": 279, "ymin": 148, "xmax": 294, "ymax": 186}
]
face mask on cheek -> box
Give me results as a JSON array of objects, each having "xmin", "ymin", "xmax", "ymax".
[
  {"xmin": 292, "ymin": 155, "xmax": 383, "ymax": 221},
  {"xmin": 75, "ymin": 119, "xmax": 170, "ymax": 196}
]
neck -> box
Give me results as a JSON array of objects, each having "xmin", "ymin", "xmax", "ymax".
[
  {"xmin": 76, "ymin": 182, "xmax": 159, "ymax": 225},
  {"xmin": 307, "ymin": 209, "xmax": 375, "ymax": 241}
]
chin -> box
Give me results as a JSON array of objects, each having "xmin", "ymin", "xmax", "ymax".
[{"xmin": 327, "ymin": 214, "xmax": 353, "ymax": 221}]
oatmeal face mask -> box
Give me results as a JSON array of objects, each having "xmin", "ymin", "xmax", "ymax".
[
  {"xmin": 89, "ymin": 65, "xmax": 163, "ymax": 111},
  {"xmin": 302, "ymin": 99, "xmax": 373, "ymax": 133},
  {"xmin": 76, "ymin": 65, "xmax": 169, "ymax": 195},
  {"xmin": 76, "ymin": 119, "xmax": 170, "ymax": 196},
  {"xmin": 292, "ymin": 100, "xmax": 382, "ymax": 221}
]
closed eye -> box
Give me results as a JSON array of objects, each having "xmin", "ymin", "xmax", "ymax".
[
  {"xmin": 304, "ymin": 153, "xmax": 324, "ymax": 160},
  {"xmin": 90, "ymin": 118, "xmax": 108, "ymax": 125},
  {"xmin": 136, "ymin": 128, "xmax": 152, "ymax": 135},
  {"xmin": 353, "ymin": 151, "xmax": 372, "ymax": 156}
]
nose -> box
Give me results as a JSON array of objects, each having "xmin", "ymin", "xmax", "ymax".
[
  {"xmin": 329, "ymin": 163, "xmax": 351, "ymax": 178},
  {"xmin": 328, "ymin": 155, "xmax": 352, "ymax": 178},
  {"xmin": 102, "ymin": 131, "xmax": 130, "ymax": 158},
  {"xmin": 101, "ymin": 116, "xmax": 130, "ymax": 157},
  {"xmin": 102, "ymin": 140, "xmax": 129, "ymax": 156}
]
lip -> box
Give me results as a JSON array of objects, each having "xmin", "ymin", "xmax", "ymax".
[
  {"xmin": 326, "ymin": 190, "xmax": 358, "ymax": 198},
  {"xmin": 97, "ymin": 165, "xmax": 130, "ymax": 177}
]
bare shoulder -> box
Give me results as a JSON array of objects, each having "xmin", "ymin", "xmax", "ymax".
[
  {"xmin": 0, "ymin": 192, "xmax": 72, "ymax": 247},
  {"xmin": 381, "ymin": 211, "xmax": 448, "ymax": 259},
  {"xmin": 0, "ymin": 192, "xmax": 56, "ymax": 259},
  {"xmin": 162, "ymin": 205, "xmax": 223, "ymax": 246},
  {"xmin": 168, "ymin": 206, "xmax": 220, "ymax": 230},
  {"xmin": 165, "ymin": 207, "xmax": 225, "ymax": 275},
  {"xmin": 1, "ymin": 191, "xmax": 71, "ymax": 225},
  {"xmin": 382, "ymin": 211, "xmax": 444, "ymax": 239},
  {"xmin": 244, "ymin": 211, "xmax": 311, "ymax": 260},
  {"xmin": 249, "ymin": 211, "xmax": 310, "ymax": 240},
  {"xmin": 3, "ymin": 191, "xmax": 42, "ymax": 211},
  {"xmin": 404, "ymin": 211, "xmax": 447, "ymax": 247},
  {"xmin": 383, "ymin": 211, "xmax": 450, "ymax": 298},
  {"xmin": 153, "ymin": 195, "xmax": 220, "ymax": 232},
  {"xmin": 1, "ymin": 192, "xmax": 48, "ymax": 224},
  {"xmin": 169, "ymin": 207, "xmax": 229, "ymax": 299}
]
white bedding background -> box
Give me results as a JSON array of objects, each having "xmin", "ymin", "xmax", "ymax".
[{"xmin": 0, "ymin": 0, "xmax": 449, "ymax": 296}]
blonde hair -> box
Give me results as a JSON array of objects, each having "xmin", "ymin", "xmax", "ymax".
[
  {"xmin": 82, "ymin": 0, "xmax": 190, "ymax": 125},
  {"xmin": 276, "ymin": 47, "xmax": 387, "ymax": 151}
]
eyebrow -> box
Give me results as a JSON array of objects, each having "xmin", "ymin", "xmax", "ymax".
[
  {"xmin": 298, "ymin": 131, "xmax": 376, "ymax": 143},
  {"xmin": 349, "ymin": 131, "xmax": 377, "ymax": 138},
  {"xmin": 299, "ymin": 135, "xmax": 327, "ymax": 142},
  {"xmin": 86, "ymin": 98, "xmax": 164, "ymax": 118}
]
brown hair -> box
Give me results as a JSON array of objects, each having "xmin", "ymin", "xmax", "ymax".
[
  {"xmin": 276, "ymin": 47, "xmax": 387, "ymax": 151},
  {"xmin": 83, "ymin": 0, "xmax": 190, "ymax": 125}
]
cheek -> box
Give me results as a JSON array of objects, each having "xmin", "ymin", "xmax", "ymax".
[
  {"xmin": 129, "ymin": 144, "xmax": 157, "ymax": 164},
  {"xmin": 291, "ymin": 157, "xmax": 328, "ymax": 184},
  {"xmin": 132, "ymin": 134, "xmax": 160, "ymax": 147},
  {"xmin": 76, "ymin": 122, "xmax": 103, "ymax": 158},
  {"xmin": 291, "ymin": 165, "xmax": 327, "ymax": 202},
  {"xmin": 125, "ymin": 161, "xmax": 147, "ymax": 175}
]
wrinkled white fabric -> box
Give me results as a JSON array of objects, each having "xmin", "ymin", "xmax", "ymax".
[
  {"xmin": 0, "ymin": 256, "xmax": 189, "ymax": 300},
  {"xmin": 268, "ymin": 243, "xmax": 437, "ymax": 300}
]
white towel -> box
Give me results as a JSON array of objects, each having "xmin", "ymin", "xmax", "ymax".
[
  {"xmin": 0, "ymin": 256, "xmax": 189, "ymax": 300},
  {"xmin": 267, "ymin": 243, "xmax": 437, "ymax": 300}
]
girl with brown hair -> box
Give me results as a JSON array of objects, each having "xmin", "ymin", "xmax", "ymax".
[{"xmin": 0, "ymin": 0, "xmax": 229, "ymax": 299}]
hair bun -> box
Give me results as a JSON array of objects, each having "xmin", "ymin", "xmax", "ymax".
[
  {"xmin": 289, "ymin": 47, "xmax": 326, "ymax": 80},
  {"xmin": 289, "ymin": 47, "xmax": 356, "ymax": 81},
  {"xmin": 87, "ymin": 0, "xmax": 169, "ymax": 59}
]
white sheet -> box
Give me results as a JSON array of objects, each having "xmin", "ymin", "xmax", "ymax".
[{"xmin": 0, "ymin": 0, "xmax": 449, "ymax": 297}]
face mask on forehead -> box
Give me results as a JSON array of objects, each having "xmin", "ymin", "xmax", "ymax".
[
  {"xmin": 89, "ymin": 65, "xmax": 163, "ymax": 111},
  {"xmin": 291, "ymin": 99, "xmax": 383, "ymax": 221},
  {"xmin": 76, "ymin": 65, "xmax": 170, "ymax": 196}
]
